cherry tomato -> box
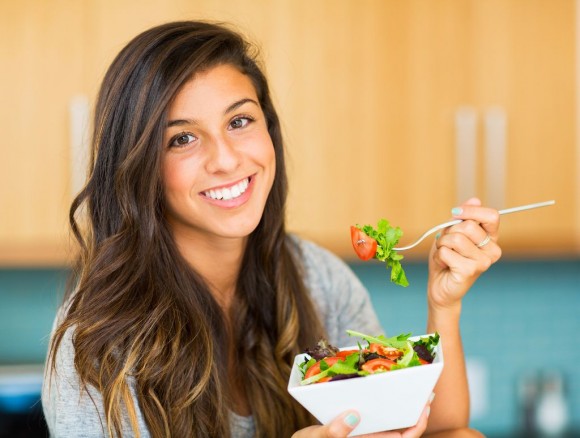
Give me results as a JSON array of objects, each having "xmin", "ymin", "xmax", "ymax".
[
  {"xmin": 350, "ymin": 226, "xmax": 377, "ymax": 261},
  {"xmin": 361, "ymin": 358, "xmax": 396, "ymax": 373},
  {"xmin": 369, "ymin": 343, "xmax": 403, "ymax": 360},
  {"xmin": 304, "ymin": 356, "xmax": 341, "ymax": 380}
]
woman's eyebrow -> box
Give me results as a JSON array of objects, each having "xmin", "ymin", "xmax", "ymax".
[
  {"xmin": 166, "ymin": 98, "xmax": 259, "ymax": 128},
  {"xmin": 224, "ymin": 97, "xmax": 259, "ymax": 115}
]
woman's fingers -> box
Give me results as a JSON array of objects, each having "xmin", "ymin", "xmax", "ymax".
[
  {"xmin": 292, "ymin": 410, "xmax": 361, "ymax": 438},
  {"xmin": 436, "ymin": 228, "xmax": 501, "ymax": 265},
  {"xmin": 326, "ymin": 411, "xmax": 362, "ymax": 437},
  {"xmin": 449, "ymin": 198, "xmax": 501, "ymax": 240},
  {"xmin": 401, "ymin": 403, "xmax": 431, "ymax": 438}
]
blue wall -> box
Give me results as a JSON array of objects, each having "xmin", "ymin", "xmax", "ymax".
[{"xmin": 1, "ymin": 258, "xmax": 579, "ymax": 436}]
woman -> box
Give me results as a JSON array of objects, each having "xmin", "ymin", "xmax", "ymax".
[{"xmin": 43, "ymin": 20, "xmax": 501, "ymax": 437}]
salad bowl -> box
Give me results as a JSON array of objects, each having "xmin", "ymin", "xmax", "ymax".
[{"xmin": 287, "ymin": 334, "xmax": 444, "ymax": 436}]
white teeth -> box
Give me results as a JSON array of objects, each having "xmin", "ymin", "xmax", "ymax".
[{"xmin": 204, "ymin": 178, "xmax": 249, "ymax": 201}]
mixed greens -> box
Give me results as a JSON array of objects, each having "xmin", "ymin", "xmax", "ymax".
[{"xmin": 299, "ymin": 331, "xmax": 440, "ymax": 385}]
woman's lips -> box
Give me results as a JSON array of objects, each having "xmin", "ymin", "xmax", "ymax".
[{"xmin": 200, "ymin": 175, "xmax": 254, "ymax": 207}]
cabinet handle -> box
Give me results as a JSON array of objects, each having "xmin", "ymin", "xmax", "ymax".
[
  {"xmin": 484, "ymin": 107, "xmax": 507, "ymax": 209},
  {"xmin": 455, "ymin": 106, "xmax": 478, "ymax": 205},
  {"xmin": 69, "ymin": 95, "xmax": 90, "ymax": 198}
]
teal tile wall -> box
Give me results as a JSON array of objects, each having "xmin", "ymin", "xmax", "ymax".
[
  {"xmin": 0, "ymin": 258, "xmax": 578, "ymax": 435},
  {"xmin": 0, "ymin": 269, "xmax": 66, "ymax": 364}
]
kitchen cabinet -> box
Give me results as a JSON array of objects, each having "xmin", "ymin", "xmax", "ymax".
[{"xmin": 1, "ymin": 0, "xmax": 577, "ymax": 265}]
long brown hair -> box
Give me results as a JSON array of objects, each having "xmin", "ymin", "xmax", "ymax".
[{"xmin": 48, "ymin": 21, "xmax": 324, "ymax": 437}]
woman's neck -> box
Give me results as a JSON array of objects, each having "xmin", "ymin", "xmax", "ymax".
[{"xmin": 174, "ymin": 233, "xmax": 246, "ymax": 310}]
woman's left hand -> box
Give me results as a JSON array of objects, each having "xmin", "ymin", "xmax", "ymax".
[{"xmin": 428, "ymin": 197, "xmax": 502, "ymax": 311}]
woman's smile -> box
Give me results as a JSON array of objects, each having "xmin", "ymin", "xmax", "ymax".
[{"xmin": 200, "ymin": 175, "xmax": 255, "ymax": 207}]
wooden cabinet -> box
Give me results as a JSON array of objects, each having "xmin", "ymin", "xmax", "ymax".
[
  {"xmin": 0, "ymin": 1, "xmax": 85, "ymax": 265},
  {"xmin": 1, "ymin": 0, "xmax": 577, "ymax": 265}
]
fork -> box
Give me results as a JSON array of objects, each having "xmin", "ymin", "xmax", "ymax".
[{"xmin": 391, "ymin": 200, "xmax": 556, "ymax": 251}]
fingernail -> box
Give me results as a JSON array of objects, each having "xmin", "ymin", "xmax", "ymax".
[
  {"xmin": 344, "ymin": 412, "xmax": 360, "ymax": 427},
  {"xmin": 426, "ymin": 406, "xmax": 431, "ymax": 417},
  {"xmin": 451, "ymin": 207, "xmax": 463, "ymax": 216},
  {"xmin": 435, "ymin": 232, "xmax": 441, "ymax": 240},
  {"xmin": 429, "ymin": 392, "xmax": 436, "ymax": 403}
]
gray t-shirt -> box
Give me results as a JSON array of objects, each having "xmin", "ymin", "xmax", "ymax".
[{"xmin": 42, "ymin": 237, "xmax": 383, "ymax": 437}]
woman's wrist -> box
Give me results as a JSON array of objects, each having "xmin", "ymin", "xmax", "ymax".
[{"xmin": 426, "ymin": 297, "xmax": 462, "ymax": 334}]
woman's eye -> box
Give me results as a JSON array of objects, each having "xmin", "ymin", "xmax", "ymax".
[
  {"xmin": 170, "ymin": 133, "xmax": 196, "ymax": 148},
  {"xmin": 229, "ymin": 117, "xmax": 251, "ymax": 130}
]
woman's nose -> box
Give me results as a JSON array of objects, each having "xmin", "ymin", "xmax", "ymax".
[{"xmin": 204, "ymin": 135, "xmax": 241, "ymax": 173}]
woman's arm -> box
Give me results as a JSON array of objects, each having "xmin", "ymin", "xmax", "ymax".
[{"xmin": 423, "ymin": 198, "xmax": 502, "ymax": 433}]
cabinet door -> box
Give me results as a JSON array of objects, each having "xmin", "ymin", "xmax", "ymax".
[
  {"xmin": 470, "ymin": 0, "xmax": 576, "ymax": 255},
  {"xmin": 0, "ymin": 1, "xmax": 85, "ymax": 265}
]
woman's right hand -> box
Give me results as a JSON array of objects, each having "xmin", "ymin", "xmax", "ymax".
[{"xmin": 291, "ymin": 403, "xmax": 431, "ymax": 438}]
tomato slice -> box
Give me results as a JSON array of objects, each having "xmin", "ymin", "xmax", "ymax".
[
  {"xmin": 350, "ymin": 226, "xmax": 377, "ymax": 261},
  {"xmin": 369, "ymin": 343, "xmax": 403, "ymax": 360},
  {"xmin": 304, "ymin": 356, "xmax": 341, "ymax": 380},
  {"xmin": 335, "ymin": 349, "xmax": 365, "ymax": 359},
  {"xmin": 361, "ymin": 358, "xmax": 396, "ymax": 373}
]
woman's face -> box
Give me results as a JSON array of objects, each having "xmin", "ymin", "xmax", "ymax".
[{"xmin": 162, "ymin": 63, "xmax": 276, "ymax": 246}]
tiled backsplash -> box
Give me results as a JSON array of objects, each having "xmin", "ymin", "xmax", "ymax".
[{"xmin": 1, "ymin": 257, "xmax": 579, "ymax": 435}]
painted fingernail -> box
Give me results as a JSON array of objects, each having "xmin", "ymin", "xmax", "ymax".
[
  {"xmin": 429, "ymin": 392, "xmax": 436, "ymax": 403},
  {"xmin": 344, "ymin": 412, "xmax": 360, "ymax": 427},
  {"xmin": 426, "ymin": 406, "xmax": 431, "ymax": 417},
  {"xmin": 435, "ymin": 232, "xmax": 441, "ymax": 240},
  {"xmin": 451, "ymin": 207, "xmax": 463, "ymax": 216}
]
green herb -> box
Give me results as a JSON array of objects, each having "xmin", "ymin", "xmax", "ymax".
[{"xmin": 356, "ymin": 219, "xmax": 409, "ymax": 287}]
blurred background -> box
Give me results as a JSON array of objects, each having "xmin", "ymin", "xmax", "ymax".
[{"xmin": 1, "ymin": 0, "xmax": 579, "ymax": 436}]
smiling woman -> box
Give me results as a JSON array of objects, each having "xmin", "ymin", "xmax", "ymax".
[{"xmin": 42, "ymin": 20, "xmax": 497, "ymax": 438}]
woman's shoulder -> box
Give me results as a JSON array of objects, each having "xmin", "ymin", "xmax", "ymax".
[{"xmin": 288, "ymin": 234, "xmax": 350, "ymax": 277}]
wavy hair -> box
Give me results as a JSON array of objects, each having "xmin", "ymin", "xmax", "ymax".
[{"xmin": 48, "ymin": 21, "xmax": 324, "ymax": 437}]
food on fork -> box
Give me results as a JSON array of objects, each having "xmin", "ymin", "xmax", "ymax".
[{"xmin": 350, "ymin": 219, "xmax": 408, "ymax": 287}]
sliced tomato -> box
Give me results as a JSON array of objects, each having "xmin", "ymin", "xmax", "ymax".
[
  {"xmin": 361, "ymin": 358, "xmax": 396, "ymax": 373},
  {"xmin": 335, "ymin": 349, "xmax": 362, "ymax": 359},
  {"xmin": 369, "ymin": 343, "xmax": 403, "ymax": 360},
  {"xmin": 304, "ymin": 356, "xmax": 341, "ymax": 380},
  {"xmin": 350, "ymin": 226, "xmax": 377, "ymax": 261},
  {"xmin": 419, "ymin": 358, "xmax": 431, "ymax": 365}
]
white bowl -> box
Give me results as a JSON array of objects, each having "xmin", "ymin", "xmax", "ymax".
[{"xmin": 287, "ymin": 334, "xmax": 444, "ymax": 436}]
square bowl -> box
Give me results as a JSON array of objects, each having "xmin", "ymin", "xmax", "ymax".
[{"xmin": 287, "ymin": 334, "xmax": 443, "ymax": 436}]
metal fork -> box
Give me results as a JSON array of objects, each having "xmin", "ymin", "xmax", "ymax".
[{"xmin": 392, "ymin": 200, "xmax": 556, "ymax": 251}]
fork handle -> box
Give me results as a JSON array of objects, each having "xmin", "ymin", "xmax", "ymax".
[
  {"xmin": 498, "ymin": 200, "xmax": 555, "ymax": 215},
  {"xmin": 393, "ymin": 200, "xmax": 555, "ymax": 251}
]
